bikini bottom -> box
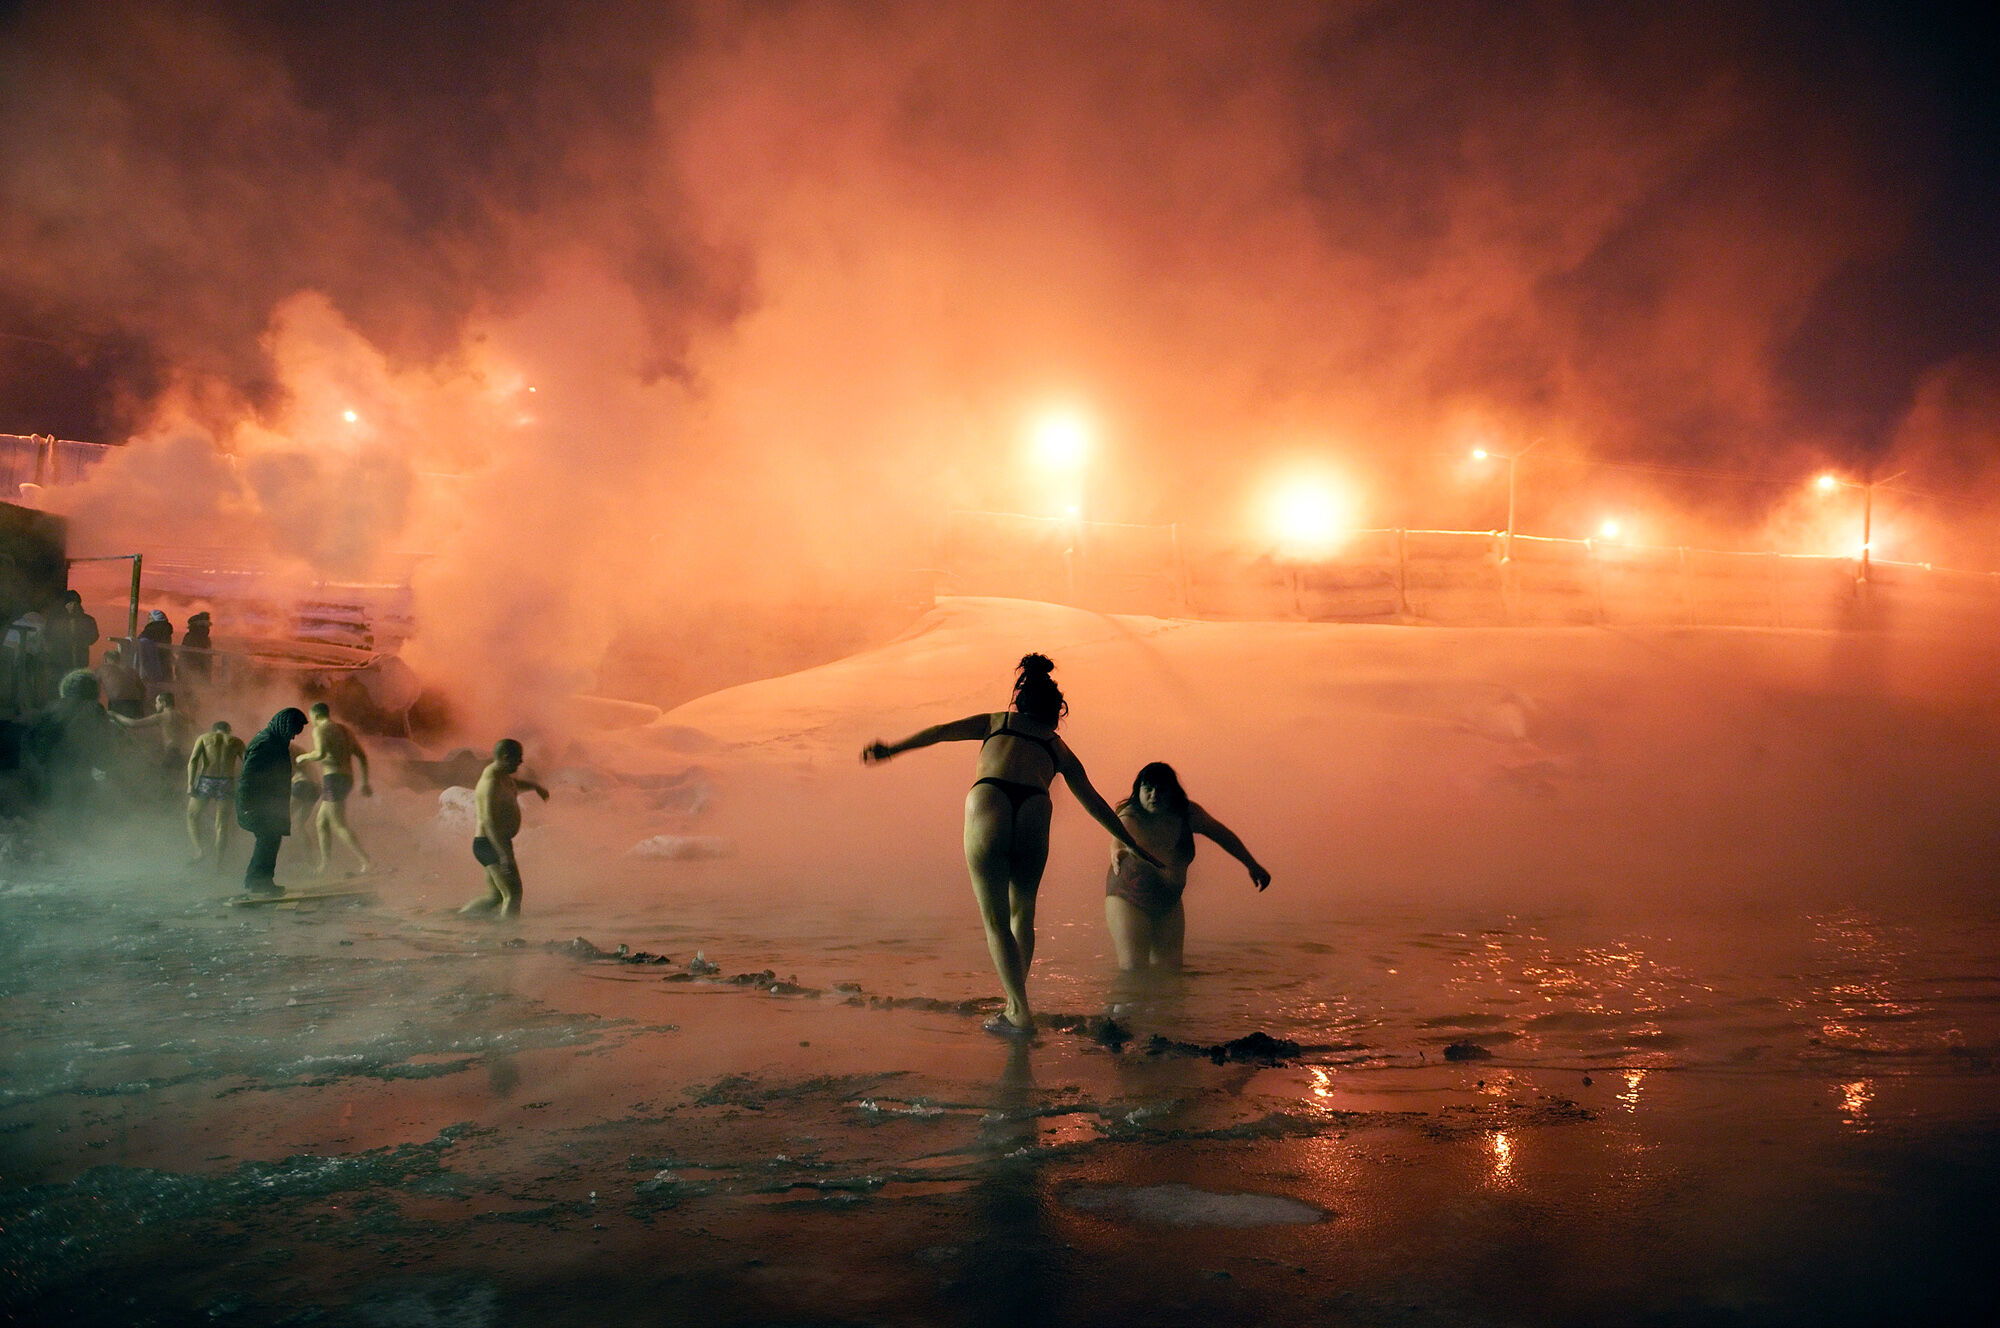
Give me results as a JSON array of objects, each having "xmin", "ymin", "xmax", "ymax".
[{"xmin": 971, "ymin": 776, "xmax": 1050, "ymax": 815}]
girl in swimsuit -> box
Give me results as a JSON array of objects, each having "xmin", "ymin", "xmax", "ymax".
[
  {"xmin": 863, "ymin": 654, "xmax": 1164, "ymax": 1035},
  {"xmin": 1105, "ymin": 762, "xmax": 1270, "ymax": 971}
]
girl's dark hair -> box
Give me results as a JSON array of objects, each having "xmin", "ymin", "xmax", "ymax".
[
  {"xmin": 1124, "ymin": 761, "xmax": 1188, "ymax": 815},
  {"xmin": 1011, "ymin": 653, "xmax": 1067, "ymax": 725}
]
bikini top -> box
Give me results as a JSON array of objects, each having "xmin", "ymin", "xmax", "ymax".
[{"xmin": 982, "ymin": 714, "xmax": 1059, "ymax": 776}]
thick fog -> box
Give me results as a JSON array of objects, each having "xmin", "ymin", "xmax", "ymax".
[{"xmin": 4, "ymin": 0, "xmax": 1998, "ymax": 736}]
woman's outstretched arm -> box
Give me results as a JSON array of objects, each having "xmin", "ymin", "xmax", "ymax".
[
  {"xmin": 1056, "ymin": 745, "xmax": 1167, "ymax": 868},
  {"xmin": 861, "ymin": 714, "xmax": 992, "ymax": 764},
  {"xmin": 1190, "ymin": 803, "xmax": 1271, "ymax": 890}
]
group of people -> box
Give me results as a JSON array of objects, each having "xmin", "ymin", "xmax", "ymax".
[
  {"xmin": 865, "ymin": 654, "xmax": 1269, "ymax": 1035},
  {"xmin": 19, "ymin": 612, "xmax": 1249, "ymax": 1031},
  {"xmin": 221, "ymin": 703, "xmax": 374, "ymax": 892},
  {"xmin": 223, "ymin": 705, "xmax": 544, "ymax": 919}
]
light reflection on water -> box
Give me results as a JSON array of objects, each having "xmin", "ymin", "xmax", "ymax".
[{"xmin": 1488, "ymin": 1131, "xmax": 1515, "ymax": 1187}]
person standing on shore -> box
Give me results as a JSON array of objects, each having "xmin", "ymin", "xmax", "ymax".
[
  {"xmin": 186, "ymin": 720, "xmax": 245, "ymax": 866},
  {"xmin": 96, "ymin": 644, "xmax": 145, "ymax": 719},
  {"xmin": 236, "ymin": 708, "xmax": 307, "ymax": 896},
  {"xmin": 862, "ymin": 654, "xmax": 1164, "ymax": 1036},
  {"xmin": 44, "ymin": 592, "xmax": 98, "ymax": 675},
  {"xmin": 459, "ymin": 738, "xmax": 549, "ymax": 919},
  {"xmin": 294, "ymin": 702, "xmax": 372, "ymax": 875}
]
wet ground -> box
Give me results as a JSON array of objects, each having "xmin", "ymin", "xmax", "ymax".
[{"xmin": 3, "ymin": 849, "xmax": 1997, "ymax": 1327}]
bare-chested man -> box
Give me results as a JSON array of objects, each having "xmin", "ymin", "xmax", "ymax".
[
  {"xmin": 294, "ymin": 701, "xmax": 372, "ymax": 874},
  {"xmin": 458, "ymin": 738, "xmax": 549, "ymax": 919},
  {"xmin": 114, "ymin": 691, "xmax": 197, "ymax": 784},
  {"xmin": 185, "ymin": 720, "xmax": 246, "ymax": 866}
]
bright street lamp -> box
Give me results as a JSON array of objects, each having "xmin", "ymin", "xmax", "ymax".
[
  {"xmin": 1469, "ymin": 438, "xmax": 1542, "ymax": 562},
  {"xmin": 1812, "ymin": 470, "xmax": 1905, "ymax": 582}
]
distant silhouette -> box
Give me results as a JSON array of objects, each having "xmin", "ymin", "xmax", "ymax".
[
  {"xmin": 863, "ymin": 653, "xmax": 1163, "ymax": 1035},
  {"xmin": 1104, "ymin": 761, "xmax": 1269, "ymax": 971}
]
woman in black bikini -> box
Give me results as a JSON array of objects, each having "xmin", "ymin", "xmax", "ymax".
[
  {"xmin": 862, "ymin": 654, "xmax": 1162, "ymax": 1035},
  {"xmin": 1105, "ymin": 762, "xmax": 1270, "ymax": 971}
]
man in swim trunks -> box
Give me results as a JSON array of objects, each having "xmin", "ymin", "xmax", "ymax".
[
  {"xmin": 185, "ymin": 720, "xmax": 245, "ymax": 866},
  {"xmin": 459, "ymin": 738, "xmax": 549, "ymax": 919},
  {"xmin": 294, "ymin": 701, "xmax": 372, "ymax": 874}
]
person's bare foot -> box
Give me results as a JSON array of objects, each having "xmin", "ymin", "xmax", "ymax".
[{"xmin": 983, "ymin": 1013, "xmax": 1034, "ymax": 1037}]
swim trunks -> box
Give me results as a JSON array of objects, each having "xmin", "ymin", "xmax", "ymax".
[
  {"xmin": 321, "ymin": 773, "xmax": 353, "ymax": 803},
  {"xmin": 1105, "ymin": 852, "xmax": 1186, "ymax": 920},
  {"xmin": 472, "ymin": 836, "xmax": 501, "ymax": 867},
  {"xmin": 193, "ymin": 774, "xmax": 235, "ymax": 801}
]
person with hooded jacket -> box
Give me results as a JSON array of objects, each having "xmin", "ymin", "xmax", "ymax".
[{"xmin": 236, "ymin": 708, "xmax": 306, "ymax": 895}]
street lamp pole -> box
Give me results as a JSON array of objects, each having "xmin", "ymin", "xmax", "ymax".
[{"xmin": 1499, "ymin": 438, "xmax": 1541, "ymax": 563}]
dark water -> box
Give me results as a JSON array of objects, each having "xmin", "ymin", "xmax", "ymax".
[{"xmin": 2, "ymin": 862, "xmax": 1996, "ymax": 1327}]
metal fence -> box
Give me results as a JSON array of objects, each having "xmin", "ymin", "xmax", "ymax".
[
  {"xmin": 941, "ymin": 510, "xmax": 2000, "ymax": 629},
  {"xmin": 0, "ymin": 434, "xmax": 117, "ymax": 494}
]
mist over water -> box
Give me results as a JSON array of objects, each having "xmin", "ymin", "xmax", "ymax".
[{"xmin": 3, "ymin": 4, "xmax": 1999, "ymax": 1322}]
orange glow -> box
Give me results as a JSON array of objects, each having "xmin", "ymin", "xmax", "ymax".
[
  {"xmin": 1263, "ymin": 468, "xmax": 1357, "ymax": 557},
  {"xmin": 1599, "ymin": 518, "xmax": 1622, "ymax": 540},
  {"xmin": 1471, "ymin": 447, "xmax": 1491, "ymax": 461},
  {"xmin": 1815, "ymin": 474, "xmax": 1839, "ymax": 492},
  {"xmin": 1029, "ymin": 409, "xmax": 1091, "ymax": 472},
  {"xmin": 342, "ymin": 409, "xmax": 359, "ymax": 424}
]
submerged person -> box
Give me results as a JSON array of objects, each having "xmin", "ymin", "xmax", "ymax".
[
  {"xmin": 294, "ymin": 701, "xmax": 373, "ymax": 874},
  {"xmin": 862, "ymin": 653, "xmax": 1164, "ymax": 1036},
  {"xmin": 459, "ymin": 738, "xmax": 550, "ymax": 919},
  {"xmin": 186, "ymin": 720, "xmax": 245, "ymax": 866},
  {"xmin": 1104, "ymin": 761, "xmax": 1270, "ymax": 971},
  {"xmin": 236, "ymin": 707, "xmax": 307, "ymax": 896}
]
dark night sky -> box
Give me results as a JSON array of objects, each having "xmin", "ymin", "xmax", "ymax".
[{"xmin": 1, "ymin": 0, "xmax": 1996, "ymax": 479}]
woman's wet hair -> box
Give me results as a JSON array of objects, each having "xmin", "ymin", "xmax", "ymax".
[
  {"xmin": 1011, "ymin": 653, "xmax": 1068, "ymax": 725},
  {"xmin": 1126, "ymin": 761, "xmax": 1188, "ymax": 814}
]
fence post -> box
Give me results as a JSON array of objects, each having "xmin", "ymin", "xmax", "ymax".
[
  {"xmin": 1395, "ymin": 528, "xmax": 1410, "ymax": 618},
  {"xmin": 1589, "ymin": 539, "xmax": 1606, "ymax": 623},
  {"xmin": 1170, "ymin": 523, "xmax": 1190, "ymax": 615}
]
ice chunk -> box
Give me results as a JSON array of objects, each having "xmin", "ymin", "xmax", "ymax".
[
  {"xmin": 627, "ymin": 835, "xmax": 733, "ymax": 860},
  {"xmin": 1062, "ymin": 1183, "xmax": 1322, "ymax": 1227},
  {"xmin": 433, "ymin": 786, "xmax": 478, "ymax": 838}
]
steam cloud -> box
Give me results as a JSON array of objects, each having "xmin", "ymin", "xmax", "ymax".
[{"xmin": 3, "ymin": 0, "xmax": 1996, "ymax": 727}]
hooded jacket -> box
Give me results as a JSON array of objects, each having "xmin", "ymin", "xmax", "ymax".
[{"xmin": 236, "ymin": 708, "xmax": 307, "ymax": 837}]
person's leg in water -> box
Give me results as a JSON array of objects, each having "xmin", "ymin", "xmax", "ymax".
[
  {"xmin": 964, "ymin": 784, "xmax": 1028, "ymax": 1030},
  {"xmin": 1006, "ymin": 794, "xmax": 1051, "ymax": 972},
  {"xmin": 1151, "ymin": 899, "xmax": 1187, "ymax": 969},
  {"xmin": 211, "ymin": 796, "xmax": 232, "ymax": 874},
  {"xmin": 460, "ymin": 837, "xmax": 521, "ymax": 917},
  {"xmin": 315, "ymin": 792, "xmax": 372, "ymax": 874},
  {"xmin": 963, "ymin": 783, "xmax": 1049, "ymax": 1033},
  {"xmin": 185, "ymin": 793, "xmax": 207, "ymax": 861},
  {"xmin": 1104, "ymin": 894, "xmax": 1156, "ymax": 972}
]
